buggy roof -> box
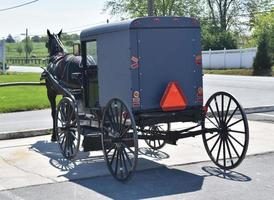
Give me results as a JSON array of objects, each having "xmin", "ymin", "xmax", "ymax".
[{"xmin": 80, "ymin": 16, "xmax": 200, "ymax": 41}]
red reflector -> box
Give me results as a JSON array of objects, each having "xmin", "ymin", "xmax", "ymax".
[
  {"xmin": 160, "ymin": 82, "xmax": 188, "ymax": 111},
  {"xmin": 195, "ymin": 54, "xmax": 202, "ymax": 66}
]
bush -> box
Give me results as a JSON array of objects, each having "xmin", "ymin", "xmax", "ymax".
[
  {"xmin": 202, "ymin": 29, "xmax": 237, "ymax": 50},
  {"xmin": 253, "ymin": 32, "xmax": 272, "ymax": 76}
]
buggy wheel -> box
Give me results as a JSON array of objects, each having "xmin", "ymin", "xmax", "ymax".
[
  {"xmin": 202, "ymin": 92, "xmax": 249, "ymax": 170},
  {"xmin": 56, "ymin": 97, "xmax": 81, "ymax": 160},
  {"xmin": 144, "ymin": 123, "xmax": 170, "ymax": 150},
  {"xmin": 101, "ymin": 98, "xmax": 138, "ymax": 181}
]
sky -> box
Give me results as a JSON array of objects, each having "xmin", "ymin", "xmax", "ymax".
[{"xmin": 0, "ymin": 0, "xmax": 112, "ymax": 39}]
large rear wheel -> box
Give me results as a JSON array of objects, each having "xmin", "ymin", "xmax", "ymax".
[
  {"xmin": 202, "ymin": 92, "xmax": 249, "ymax": 170},
  {"xmin": 101, "ymin": 98, "xmax": 138, "ymax": 181}
]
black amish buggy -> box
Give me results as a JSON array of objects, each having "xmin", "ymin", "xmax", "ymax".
[{"xmin": 43, "ymin": 16, "xmax": 249, "ymax": 181}]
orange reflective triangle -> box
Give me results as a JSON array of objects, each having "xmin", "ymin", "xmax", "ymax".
[{"xmin": 160, "ymin": 82, "xmax": 188, "ymax": 111}]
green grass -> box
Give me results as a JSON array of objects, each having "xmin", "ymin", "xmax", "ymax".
[
  {"xmin": 0, "ymin": 86, "xmax": 50, "ymax": 113},
  {"xmin": 204, "ymin": 67, "xmax": 274, "ymax": 76},
  {"xmin": 0, "ymin": 73, "xmax": 41, "ymax": 83},
  {"xmin": 6, "ymin": 42, "xmax": 72, "ymax": 58},
  {"xmin": 0, "ymin": 73, "xmax": 52, "ymax": 113}
]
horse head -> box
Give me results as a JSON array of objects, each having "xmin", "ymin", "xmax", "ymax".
[{"xmin": 46, "ymin": 29, "xmax": 66, "ymax": 57}]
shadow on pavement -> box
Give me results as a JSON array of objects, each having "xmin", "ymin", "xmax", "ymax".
[
  {"xmin": 74, "ymin": 165, "xmax": 204, "ymax": 200},
  {"xmin": 202, "ymin": 166, "xmax": 252, "ymax": 182},
  {"xmin": 138, "ymin": 147, "xmax": 170, "ymax": 160},
  {"xmin": 29, "ymin": 140, "xmax": 251, "ymax": 199}
]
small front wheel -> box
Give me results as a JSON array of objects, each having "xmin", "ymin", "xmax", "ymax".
[
  {"xmin": 101, "ymin": 98, "xmax": 138, "ymax": 181},
  {"xmin": 55, "ymin": 97, "xmax": 81, "ymax": 160},
  {"xmin": 143, "ymin": 123, "xmax": 170, "ymax": 150},
  {"xmin": 202, "ymin": 92, "xmax": 249, "ymax": 170}
]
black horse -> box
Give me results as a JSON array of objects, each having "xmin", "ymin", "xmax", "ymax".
[{"xmin": 42, "ymin": 29, "xmax": 94, "ymax": 141}]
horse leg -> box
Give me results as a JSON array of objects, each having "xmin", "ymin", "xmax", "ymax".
[{"xmin": 47, "ymin": 87, "xmax": 57, "ymax": 142}]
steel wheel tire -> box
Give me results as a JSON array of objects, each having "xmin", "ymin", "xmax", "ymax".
[
  {"xmin": 55, "ymin": 97, "xmax": 81, "ymax": 160},
  {"xmin": 202, "ymin": 91, "xmax": 249, "ymax": 170},
  {"xmin": 101, "ymin": 98, "xmax": 138, "ymax": 181}
]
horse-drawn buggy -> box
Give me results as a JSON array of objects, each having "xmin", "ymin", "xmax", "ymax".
[{"xmin": 43, "ymin": 16, "xmax": 249, "ymax": 181}]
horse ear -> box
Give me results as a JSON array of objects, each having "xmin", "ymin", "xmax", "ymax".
[
  {"xmin": 57, "ymin": 29, "xmax": 62, "ymax": 38},
  {"xmin": 47, "ymin": 29, "xmax": 51, "ymax": 37}
]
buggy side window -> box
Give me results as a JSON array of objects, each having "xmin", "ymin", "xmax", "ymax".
[{"xmin": 86, "ymin": 41, "xmax": 97, "ymax": 66}]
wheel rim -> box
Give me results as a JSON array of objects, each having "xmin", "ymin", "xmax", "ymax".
[
  {"xmin": 144, "ymin": 123, "xmax": 169, "ymax": 150},
  {"xmin": 56, "ymin": 97, "xmax": 80, "ymax": 160},
  {"xmin": 202, "ymin": 92, "xmax": 249, "ymax": 170},
  {"xmin": 101, "ymin": 99, "xmax": 138, "ymax": 181}
]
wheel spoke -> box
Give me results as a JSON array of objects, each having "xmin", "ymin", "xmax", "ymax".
[
  {"xmin": 214, "ymin": 97, "xmax": 222, "ymax": 123},
  {"xmin": 227, "ymin": 118, "xmax": 243, "ymax": 128},
  {"xmin": 228, "ymin": 133, "xmax": 244, "ymax": 147},
  {"xmin": 106, "ymin": 111, "xmax": 116, "ymax": 132},
  {"xmin": 119, "ymin": 149, "xmax": 123, "ymax": 178},
  {"xmin": 109, "ymin": 148, "xmax": 117, "ymax": 166},
  {"xmin": 216, "ymin": 139, "xmax": 223, "ymax": 162},
  {"xmin": 224, "ymin": 98, "xmax": 232, "ymax": 122},
  {"xmin": 122, "ymin": 143, "xmax": 135, "ymax": 155},
  {"xmin": 221, "ymin": 94, "xmax": 224, "ymax": 122},
  {"xmin": 229, "ymin": 129, "xmax": 246, "ymax": 134},
  {"xmin": 226, "ymin": 106, "xmax": 239, "ymax": 125},
  {"xmin": 205, "ymin": 116, "xmax": 219, "ymax": 128},
  {"xmin": 223, "ymin": 138, "xmax": 226, "ymax": 168},
  {"xmin": 206, "ymin": 133, "xmax": 219, "ymax": 141},
  {"xmin": 119, "ymin": 104, "xmax": 124, "ymax": 133},
  {"xmin": 121, "ymin": 149, "xmax": 128, "ymax": 175},
  {"xmin": 227, "ymin": 137, "xmax": 240, "ymax": 158},
  {"xmin": 106, "ymin": 144, "xmax": 116, "ymax": 155},
  {"xmin": 225, "ymin": 139, "xmax": 234, "ymax": 165},
  {"xmin": 208, "ymin": 105, "xmax": 220, "ymax": 126},
  {"xmin": 114, "ymin": 149, "xmax": 120, "ymax": 175},
  {"xmin": 123, "ymin": 147, "xmax": 132, "ymax": 167},
  {"xmin": 210, "ymin": 135, "xmax": 221, "ymax": 153}
]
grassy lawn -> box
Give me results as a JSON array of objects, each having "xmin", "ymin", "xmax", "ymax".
[
  {"xmin": 0, "ymin": 72, "xmax": 41, "ymax": 83},
  {"xmin": 0, "ymin": 73, "xmax": 51, "ymax": 113},
  {"xmin": 6, "ymin": 42, "xmax": 72, "ymax": 58},
  {"xmin": 204, "ymin": 67, "xmax": 274, "ymax": 76}
]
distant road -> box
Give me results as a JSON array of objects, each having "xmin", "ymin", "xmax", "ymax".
[
  {"xmin": 8, "ymin": 66, "xmax": 43, "ymax": 73},
  {"xmin": 203, "ymin": 74, "xmax": 274, "ymax": 108}
]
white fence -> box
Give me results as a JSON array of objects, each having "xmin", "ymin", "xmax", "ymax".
[
  {"xmin": 0, "ymin": 40, "xmax": 6, "ymax": 73},
  {"xmin": 202, "ymin": 47, "xmax": 257, "ymax": 69}
]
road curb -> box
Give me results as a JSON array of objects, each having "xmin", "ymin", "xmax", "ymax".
[
  {"xmin": 0, "ymin": 128, "xmax": 50, "ymax": 140},
  {"xmin": 244, "ymin": 105, "xmax": 274, "ymax": 114},
  {"xmin": 0, "ymin": 106, "xmax": 273, "ymax": 141}
]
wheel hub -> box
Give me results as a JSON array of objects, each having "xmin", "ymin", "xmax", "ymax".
[{"xmin": 219, "ymin": 121, "xmax": 228, "ymax": 140}]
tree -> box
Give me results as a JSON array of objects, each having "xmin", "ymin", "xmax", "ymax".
[
  {"xmin": 16, "ymin": 42, "xmax": 23, "ymax": 56},
  {"xmin": 245, "ymin": 0, "xmax": 273, "ymax": 29},
  {"xmin": 104, "ymin": 0, "xmax": 203, "ymax": 18},
  {"xmin": 31, "ymin": 35, "xmax": 41, "ymax": 43},
  {"xmin": 252, "ymin": 8, "xmax": 274, "ymax": 58},
  {"xmin": 24, "ymin": 37, "xmax": 33, "ymax": 56},
  {"xmin": 202, "ymin": 27, "xmax": 237, "ymax": 50},
  {"xmin": 252, "ymin": 32, "xmax": 272, "ymax": 76},
  {"xmin": 6, "ymin": 34, "xmax": 15, "ymax": 43}
]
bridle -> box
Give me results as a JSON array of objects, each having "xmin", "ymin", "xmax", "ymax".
[{"xmin": 46, "ymin": 34, "xmax": 66, "ymax": 57}]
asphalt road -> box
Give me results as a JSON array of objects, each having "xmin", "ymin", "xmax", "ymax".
[
  {"xmin": 8, "ymin": 66, "xmax": 43, "ymax": 73},
  {"xmin": 203, "ymin": 74, "xmax": 274, "ymax": 108},
  {"xmin": 1, "ymin": 152, "xmax": 273, "ymax": 200},
  {"xmin": 1, "ymin": 74, "xmax": 274, "ymax": 133}
]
